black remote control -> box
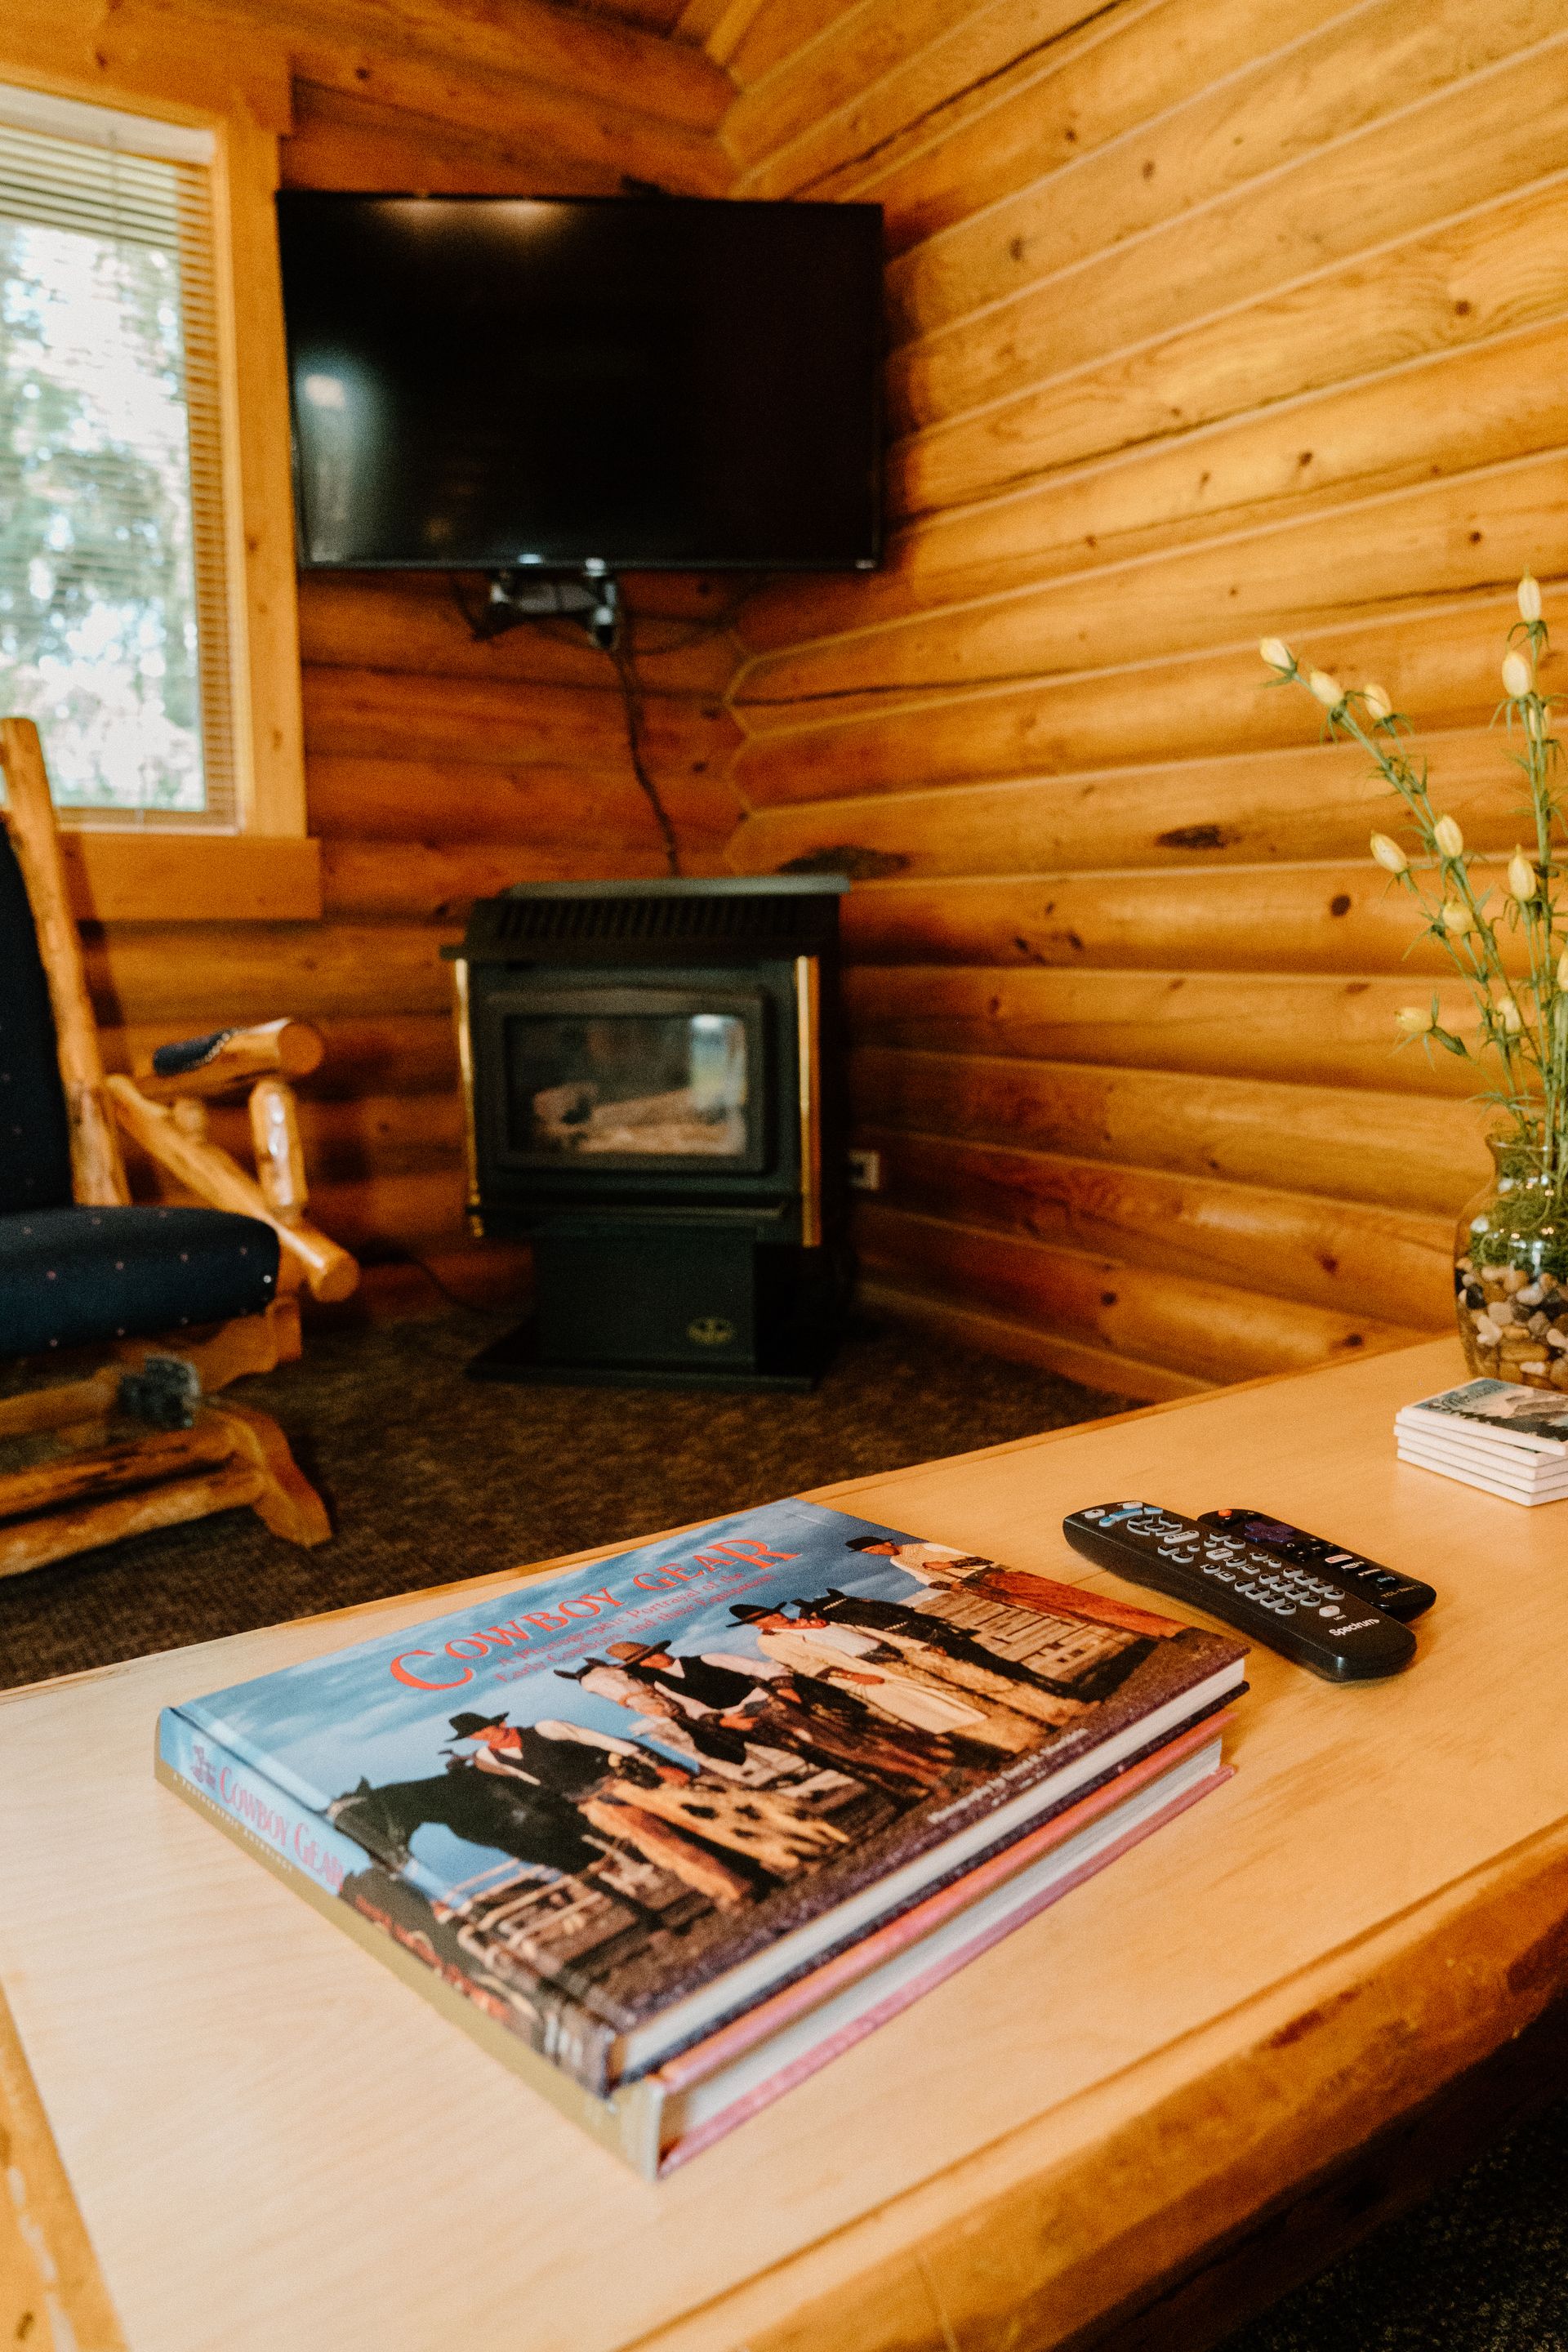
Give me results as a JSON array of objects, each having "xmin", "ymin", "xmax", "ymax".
[
  {"xmin": 1197, "ymin": 1510, "xmax": 1436, "ymax": 1621},
  {"xmin": 1062, "ymin": 1502, "xmax": 1417, "ymax": 1682}
]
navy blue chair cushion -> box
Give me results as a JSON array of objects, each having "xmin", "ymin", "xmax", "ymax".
[
  {"xmin": 0, "ymin": 825, "xmax": 73, "ymax": 1214},
  {"xmin": 0, "ymin": 1205, "xmax": 280, "ymax": 1357}
]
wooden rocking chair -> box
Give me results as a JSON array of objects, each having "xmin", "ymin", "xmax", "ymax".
[{"xmin": 0, "ymin": 715, "xmax": 359, "ymax": 1577}]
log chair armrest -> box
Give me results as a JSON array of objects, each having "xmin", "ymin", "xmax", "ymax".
[
  {"xmin": 133, "ymin": 1018, "xmax": 324, "ymax": 1102},
  {"xmin": 249, "ymin": 1077, "xmax": 308, "ymax": 1226},
  {"xmin": 106, "ymin": 1074, "xmax": 359, "ymax": 1303}
]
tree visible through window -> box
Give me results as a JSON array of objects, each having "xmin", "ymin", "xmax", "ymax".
[{"xmin": 0, "ymin": 100, "xmax": 234, "ymax": 822}]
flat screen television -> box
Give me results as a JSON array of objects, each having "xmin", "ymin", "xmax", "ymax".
[{"xmin": 274, "ymin": 193, "xmax": 884, "ymax": 574}]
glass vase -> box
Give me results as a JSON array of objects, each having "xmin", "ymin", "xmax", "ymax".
[{"xmin": 1454, "ymin": 1140, "xmax": 1568, "ymax": 1391}]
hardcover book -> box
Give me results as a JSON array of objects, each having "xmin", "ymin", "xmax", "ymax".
[{"xmin": 157, "ymin": 1498, "xmax": 1244, "ymax": 2174}]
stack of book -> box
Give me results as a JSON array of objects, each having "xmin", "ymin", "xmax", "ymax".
[
  {"xmin": 158, "ymin": 1496, "xmax": 1245, "ymax": 2177},
  {"xmin": 1396, "ymin": 1379, "xmax": 1568, "ymax": 1505}
]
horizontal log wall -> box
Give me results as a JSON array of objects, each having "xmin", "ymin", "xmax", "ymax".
[
  {"xmin": 42, "ymin": 11, "xmax": 748, "ymax": 1290},
  {"xmin": 719, "ymin": 0, "xmax": 1568, "ymax": 1394}
]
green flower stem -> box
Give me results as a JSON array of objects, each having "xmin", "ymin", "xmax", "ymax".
[{"xmin": 1276, "ymin": 639, "xmax": 1568, "ymax": 1190}]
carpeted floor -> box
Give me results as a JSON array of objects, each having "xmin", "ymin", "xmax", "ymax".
[
  {"xmin": 1216, "ymin": 2103, "xmax": 1568, "ymax": 2352},
  {"xmin": 0, "ymin": 1305, "xmax": 1136, "ymax": 1689},
  {"xmin": 7, "ymin": 1306, "xmax": 1567, "ymax": 2351}
]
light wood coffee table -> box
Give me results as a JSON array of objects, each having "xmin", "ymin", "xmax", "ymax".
[{"xmin": 6, "ymin": 1336, "xmax": 1568, "ymax": 2352}]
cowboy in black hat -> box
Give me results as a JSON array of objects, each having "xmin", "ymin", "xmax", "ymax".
[{"xmin": 447, "ymin": 1708, "xmax": 684, "ymax": 1799}]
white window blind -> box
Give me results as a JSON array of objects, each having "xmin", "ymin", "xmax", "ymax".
[{"xmin": 0, "ymin": 85, "xmax": 236, "ymax": 826}]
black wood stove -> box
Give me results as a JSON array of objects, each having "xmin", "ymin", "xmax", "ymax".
[{"xmin": 444, "ymin": 876, "xmax": 850, "ymax": 1388}]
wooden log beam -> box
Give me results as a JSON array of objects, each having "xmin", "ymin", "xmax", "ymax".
[
  {"xmin": 682, "ymin": 0, "xmax": 782, "ymax": 69},
  {"xmin": 302, "ymin": 666, "xmax": 738, "ymax": 773},
  {"xmin": 305, "ymin": 753, "xmax": 744, "ymax": 850},
  {"xmin": 727, "ymin": 730, "xmax": 1521, "ymax": 880},
  {"xmin": 728, "ymin": 593, "xmax": 1536, "ymax": 805},
  {"xmin": 724, "ymin": 0, "xmax": 1095, "ymax": 178},
  {"xmin": 319, "ymin": 840, "xmax": 735, "ymax": 919},
  {"xmin": 298, "ymin": 574, "xmax": 738, "ymax": 695},
  {"xmin": 0, "ymin": 718, "xmax": 129, "ymax": 1208},
  {"xmin": 738, "ymin": 314, "xmax": 1568, "ymax": 655},
  {"xmin": 271, "ymin": 20, "xmax": 733, "ymax": 192},
  {"xmin": 281, "ymin": 80, "xmax": 627, "ymax": 198},
  {"xmin": 893, "ymin": 172, "xmax": 1568, "ymax": 516},
  {"xmin": 0, "ymin": 0, "xmax": 294, "ymax": 129},
  {"xmin": 258, "ymin": 0, "xmax": 735, "ymax": 131},
  {"xmin": 883, "ymin": 0, "xmax": 1567, "ymax": 347},
  {"xmin": 292, "ymin": 1168, "xmax": 470, "ymax": 1250},
  {"xmin": 853, "ymin": 1202, "xmax": 1430, "ymax": 1385},
  {"xmin": 126, "ymin": 1168, "xmax": 475, "ymax": 1258},
  {"xmin": 839, "ymin": 862, "xmax": 1523, "ymax": 978},
  {"xmin": 810, "ymin": 0, "xmax": 1347, "ymax": 232},
  {"xmin": 854, "ymin": 1125, "xmax": 1455, "ymax": 1329},
  {"xmin": 731, "ymin": 456, "xmax": 1568, "ymax": 720},
  {"xmin": 849, "ymin": 1048, "xmax": 1492, "ymax": 1216},
  {"xmin": 733, "ymin": 0, "xmax": 1337, "ymax": 197},
  {"xmin": 859, "ymin": 1275, "xmax": 1212, "ymax": 1405},
  {"xmin": 843, "ymin": 966, "xmax": 1486, "ymax": 1098},
  {"xmin": 83, "ymin": 922, "xmax": 457, "ymax": 1027},
  {"xmin": 715, "ymin": 0, "xmax": 878, "ymax": 96},
  {"xmin": 886, "ymin": 34, "xmax": 1568, "ymax": 435},
  {"xmin": 194, "ymin": 1089, "xmax": 464, "ymax": 1183}
]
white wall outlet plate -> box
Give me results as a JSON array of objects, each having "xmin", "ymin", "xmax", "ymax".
[{"xmin": 848, "ymin": 1147, "xmax": 882, "ymax": 1192}]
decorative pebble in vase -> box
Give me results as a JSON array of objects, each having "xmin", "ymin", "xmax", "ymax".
[{"xmin": 1455, "ymin": 1142, "xmax": 1568, "ymax": 1391}]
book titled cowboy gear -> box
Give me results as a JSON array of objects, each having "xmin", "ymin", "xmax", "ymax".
[{"xmin": 157, "ymin": 1498, "xmax": 1244, "ymax": 2176}]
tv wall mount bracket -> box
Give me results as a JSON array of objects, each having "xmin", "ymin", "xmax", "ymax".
[{"xmin": 473, "ymin": 563, "xmax": 621, "ymax": 650}]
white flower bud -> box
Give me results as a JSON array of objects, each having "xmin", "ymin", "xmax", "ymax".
[
  {"xmin": 1508, "ymin": 847, "xmax": 1537, "ymax": 901},
  {"xmin": 1258, "ymin": 636, "xmax": 1293, "ymax": 671},
  {"xmin": 1363, "ymin": 683, "xmax": 1393, "ymax": 722},
  {"xmin": 1395, "ymin": 1005, "xmax": 1431, "ymax": 1036},
  {"xmin": 1519, "ymin": 572, "xmax": 1543, "ymax": 623},
  {"xmin": 1498, "ymin": 995, "xmax": 1524, "ymax": 1035},
  {"xmin": 1441, "ymin": 900, "xmax": 1474, "ymax": 935},
  {"xmin": 1433, "ymin": 814, "xmax": 1464, "ymax": 859},
  {"xmin": 1308, "ymin": 668, "xmax": 1344, "ymax": 709},
  {"xmin": 1558, "ymin": 948, "xmax": 1568, "ymax": 992},
  {"xmin": 1503, "ymin": 649, "xmax": 1533, "ymax": 698},
  {"xmin": 1370, "ymin": 831, "xmax": 1408, "ymax": 875}
]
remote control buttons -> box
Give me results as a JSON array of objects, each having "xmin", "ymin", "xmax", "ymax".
[{"xmin": 1064, "ymin": 1503, "xmax": 1419, "ymax": 1678}]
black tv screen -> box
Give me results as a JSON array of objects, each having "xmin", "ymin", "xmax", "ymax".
[{"xmin": 275, "ymin": 193, "xmax": 884, "ymax": 572}]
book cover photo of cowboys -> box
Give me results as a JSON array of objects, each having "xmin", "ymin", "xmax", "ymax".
[{"xmin": 157, "ymin": 1498, "xmax": 1246, "ymax": 2177}]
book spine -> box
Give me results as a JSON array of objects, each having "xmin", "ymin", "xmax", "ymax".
[
  {"xmin": 155, "ymin": 1708, "xmax": 639, "ymax": 2136},
  {"xmin": 158, "ymin": 1706, "xmax": 368, "ymax": 1899}
]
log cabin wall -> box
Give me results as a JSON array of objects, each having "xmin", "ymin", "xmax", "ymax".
[
  {"xmin": 9, "ymin": 0, "xmax": 744, "ymax": 1295},
  {"xmin": 718, "ymin": 0, "xmax": 1568, "ymax": 1399}
]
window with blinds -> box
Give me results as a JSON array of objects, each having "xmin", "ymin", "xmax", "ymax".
[{"xmin": 0, "ymin": 86, "xmax": 235, "ymax": 826}]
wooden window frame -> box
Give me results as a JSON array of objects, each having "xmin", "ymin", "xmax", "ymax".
[{"xmin": 0, "ymin": 51, "xmax": 318, "ymax": 921}]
